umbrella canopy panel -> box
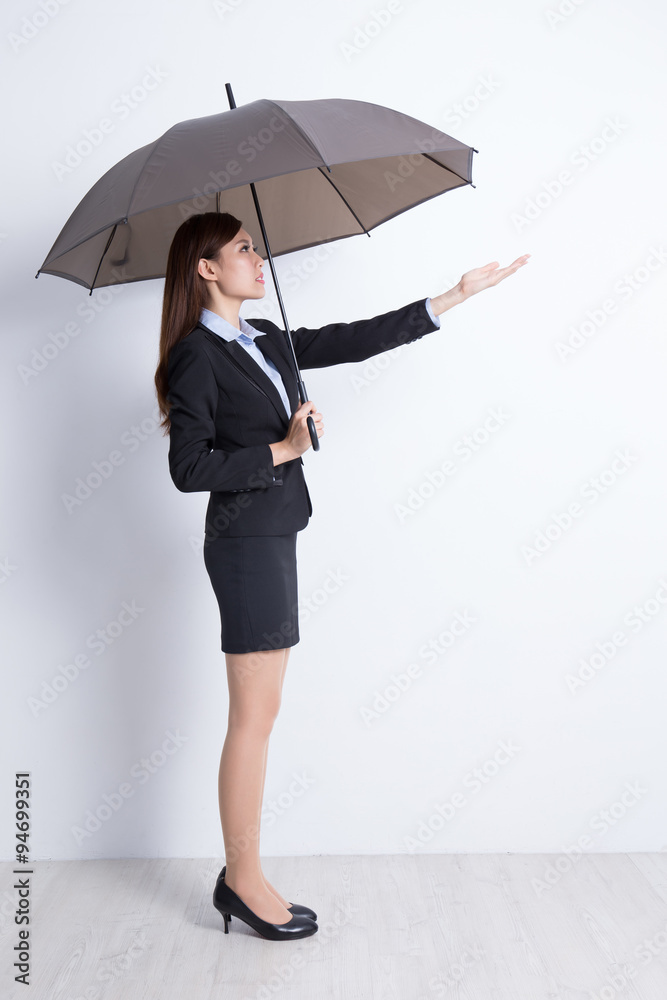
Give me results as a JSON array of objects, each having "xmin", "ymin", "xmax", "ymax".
[{"xmin": 38, "ymin": 98, "xmax": 475, "ymax": 291}]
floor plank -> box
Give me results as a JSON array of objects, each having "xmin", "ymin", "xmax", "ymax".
[{"xmin": 2, "ymin": 854, "xmax": 667, "ymax": 999}]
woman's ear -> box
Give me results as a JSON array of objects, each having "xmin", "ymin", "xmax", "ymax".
[{"xmin": 198, "ymin": 257, "xmax": 214, "ymax": 281}]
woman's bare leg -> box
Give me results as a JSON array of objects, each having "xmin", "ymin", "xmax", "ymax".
[
  {"xmin": 255, "ymin": 649, "xmax": 292, "ymax": 908},
  {"xmin": 218, "ymin": 646, "xmax": 291, "ymax": 924}
]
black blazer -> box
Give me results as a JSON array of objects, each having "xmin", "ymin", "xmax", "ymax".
[{"xmin": 166, "ymin": 297, "xmax": 439, "ymax": 539}]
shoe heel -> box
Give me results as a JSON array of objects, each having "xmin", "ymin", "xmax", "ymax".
[{"xmin": 213, "ymin": 879, "xmax": 317, "ymax": 941}]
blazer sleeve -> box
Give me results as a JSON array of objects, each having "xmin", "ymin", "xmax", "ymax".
[
  {"xmin": 166, "ymin": 337, "xmax": 279, "ymax": 493},
  {"xmin": 288, "ymin": 297, "xmax": 439, "ymax": 370}
]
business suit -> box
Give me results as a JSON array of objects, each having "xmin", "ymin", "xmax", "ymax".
[
  {"xmin": 166, "ymin": 295, "xmax": 440, "ymax": 652},
  {"xmin": 167, "ymin": 296, "xmax": 440, "ymax": 539}
]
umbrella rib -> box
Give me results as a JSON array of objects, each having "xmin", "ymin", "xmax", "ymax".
[
  {"xmin": 421, "ymin": 152, "xmax": 472, "ymax": 187},
  {"xmin": 124, "ymin": 134, "xmax": 174, "ymax": 217},
  {"xmin": 40, "ymin": 134, "xmax": 164, "ymax": 273},
  {"xmin": 89, "ymin": 224, "xmax": 118, "ymax": 294},
  {"xmin": 316, "ymin": 167, "xmax": 371, "ymax": 236},
  {"xmin": 264, "ymin": 99, "xmax": 332, "ymax": 172}
]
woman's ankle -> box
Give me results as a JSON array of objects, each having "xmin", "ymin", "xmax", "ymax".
[{"xmin": 224, "ymin": 869, "xmax": 264, "ymax": 893}]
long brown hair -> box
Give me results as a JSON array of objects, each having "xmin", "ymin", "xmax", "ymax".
[{"xmin": 155, "ymin": 211, "xmax": 243, "ymax": 433}]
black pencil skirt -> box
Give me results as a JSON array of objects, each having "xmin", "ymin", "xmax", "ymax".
[{"xmin": 203, "ymin": 532, "xmax": 299, "ymax": 654}]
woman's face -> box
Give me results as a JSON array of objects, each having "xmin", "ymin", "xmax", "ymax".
[{"xmin": 199, "ymin": 227, "xmax": 265, "ymax": 303}]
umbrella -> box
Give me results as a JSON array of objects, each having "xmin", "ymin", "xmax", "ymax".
[{"xmin": 37, "ymin": 84, "xmax": 477, "ymax": 450}]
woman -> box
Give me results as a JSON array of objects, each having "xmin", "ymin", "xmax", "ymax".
[{"xmin": 155, "ymin": 212, "xmax": 529, "ymax": 941}]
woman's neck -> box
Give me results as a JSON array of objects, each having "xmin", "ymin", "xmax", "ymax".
[{"xmin": 203, "ymin": 289, "xmax": 241, "ymax": 330}]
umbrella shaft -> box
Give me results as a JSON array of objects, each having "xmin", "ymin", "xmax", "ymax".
[
  {"xmin": 226, "ymin": 82, "xmax": 319, "ymax": 451},
  {"xmin": 246, "ymin": 176, "xmax": 302, "ymax": 378}
]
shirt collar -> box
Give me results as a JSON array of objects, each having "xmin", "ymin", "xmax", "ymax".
[{"xmin": 199, "ymin": 307, "xmax": 265, "ymax": 343}]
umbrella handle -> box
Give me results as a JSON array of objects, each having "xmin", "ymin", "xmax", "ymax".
[
  {"xmin": 306, "ymin": 414, "xmax": 320, "ymax": 452},
  {"xmin": 297, "ymin": 378, "xmax": 320, "ymax": 452}
]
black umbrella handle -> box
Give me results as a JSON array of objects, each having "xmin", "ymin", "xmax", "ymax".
[{"xmin": 297, "ymin": 377, "xmax": 320, "ymax": 452}]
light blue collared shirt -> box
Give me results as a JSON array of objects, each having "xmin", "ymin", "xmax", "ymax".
[
  {"xmin": 199, "ymin": 299, "xmax": 440, "ymax": 418},
  {"xmin": 200, "ymin": 307, "xmax": 293, "ymax": 419}
]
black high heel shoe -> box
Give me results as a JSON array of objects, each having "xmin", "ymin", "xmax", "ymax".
[
  {"xmin": 217, "ymin": 865, "xmax": 318, "ymax": 921},
  {"xmin": 212, "ymin": 877, "xmax": 317, "ymax": 940}
]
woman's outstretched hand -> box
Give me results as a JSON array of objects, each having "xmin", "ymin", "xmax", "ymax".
[
  {"xmin": 459, "ymin": 254, "xmax": 531, "ymax": 299},
  {"xmin": 431, "ymin": 253, "xmax": 530, "ymax": 316}
]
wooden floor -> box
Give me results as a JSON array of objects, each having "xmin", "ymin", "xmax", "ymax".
[{"xmin": 3, "ymin": 854, "xmax": 667, "ymax": 999}]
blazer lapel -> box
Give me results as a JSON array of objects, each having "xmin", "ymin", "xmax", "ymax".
[
  {"xmin": 253, "ymin": 332, "xmax": 300, "ymax": 416},
  {"xmin": 200, "ymin": 326, "xmax": 293, "ymax": 428}
]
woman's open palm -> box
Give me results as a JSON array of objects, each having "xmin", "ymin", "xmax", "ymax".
[{"xmin": 459, "ymin": 254, "xmax": 530, "ymax": 300}]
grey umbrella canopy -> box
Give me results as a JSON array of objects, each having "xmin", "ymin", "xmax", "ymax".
[
  {"xmin": 36, "ymin": 95, "xmax": 476, "ymax": 291},
  {"xmin": 37, "ymin": 89, "xmax": 477, "ymax": 452}
]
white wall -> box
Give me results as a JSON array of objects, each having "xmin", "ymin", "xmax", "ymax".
[{"xmin": 2, "ymin": 0, "xmax": 666, "ymax": 860}]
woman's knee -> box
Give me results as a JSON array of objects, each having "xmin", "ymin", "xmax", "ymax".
[{"xmin": 228, "ymin": 696, "xmax": 281, "ymax": 738}]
